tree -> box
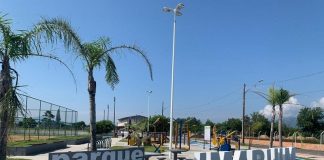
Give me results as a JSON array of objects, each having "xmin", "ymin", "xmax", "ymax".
[
  {"xmin": 48, "ymin": 22, "xmax": 153, "ymax": 151},
  {"xmin": 185, "ymin": 117, "xmax": 203, "ymax": 134},
  {"xmin": 96, "ymin": 120, "xmax": 114, "ymax": 134},
  {"xmin": 42, "ymin": 110, "xmax": 54, "ymax": 138},
  {"xmin": 56, "ymin": 109, "xmax": 61, "ymax": 125},
  {"xmin": 297, "ymin": 107, "xmax": 324, "ymax": 137},
  {"xmin": 224, "ymin": 118, "xmax": 242, "ymax": 132},
  {"xmin": 149, "ymin": 115, "xmax": 169, "ymax": 132},
  {"xmin": 73, "ymin": 121, "xmax": 87, "ymax": 130},
  {"xmin": 254, "ymin": 87, "xmax": 278, "ymax": 147},
  {"xmin": 205, "ymin": 119, "xmax": 214, "ymax": 127},
  {"xmin": 275, "ymin": 88, "xmax": 292, "ymax": 147},
  {"xmin": 267, "ymin": 87, "xmax": 278, "ymax": 148},
  {"xmin": 250, "ymin": 112, "xmax": 270, "ymax": 136},
  {"xmin": 0, "ymin": 16, "xmax": 77, "ymax": 159}
]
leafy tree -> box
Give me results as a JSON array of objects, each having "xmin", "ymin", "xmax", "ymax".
[
  {"xmin": 205, "ymin": 119, "xmax": 214, "ymax": 127},
  {"xmin": 96, "ymin": 120, "xmax": 114, "ymax": 134},
  {"xmin": 0, "ymin": 15, "xmax": 77, "ymax": 159},
  {"xmin": 73, "ymin": 121, "xmax": 87, "ymax": 130},
  {"xmin": 42, "ymin": 110, "xmax": 54, "ymax": 138},
  {"xmin": 297, "ymin": 107, "xmax": 324, "ymax": 137},
  {"xmin": 149, "ymin": 115, "xmax": 169, "ymax": 132},
  {"xmin": 243, "ymin": 115, "xmax": 251, "ymax": 136},
  {"xmin": 250, "ymin": 112, "xmax": 270, "ymax": 136},
  {"xmin": 223, "ymin": 118, "xmax": 242, "ymax": 132},
  {"xmin": 21, "ymin": 117, "xmax": 37, "ymax": 128},
  {"xmin": 185, "ymin": 117, "xmax": 203, "ymax": 134},
  {"xmin": 50, "ymin": 22, "xmax": 153, "ymax": 151},
  {"xmin": 275, "ymin": 88, "xmax": 292, "ymax": 147},
  {"xmin": 21, "ymin": 117, "xmax": 37, "ymax": 140}
]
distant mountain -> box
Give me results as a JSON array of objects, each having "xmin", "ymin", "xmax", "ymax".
[{"xmin": 283, "ymin": 117, "xmax": 297, "ymax": 128}]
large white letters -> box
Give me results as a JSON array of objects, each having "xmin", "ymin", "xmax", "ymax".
[{"xmin": 194, "ymin": 148, "xmax": 296, "ymax": 160}]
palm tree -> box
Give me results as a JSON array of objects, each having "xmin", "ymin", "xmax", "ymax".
[
  {"xmin": 268, "ymin": 87, "xmax": 278, "ymax": 148},
  {"xmin": 42, "ymin": 21, "xmax": 153, "ymax": 151},
  {"xmin": 252, "ymin": 87, "xmax": 278, "ymax": 148},
  {"xmin": 79, "ymin": 38, "xmax": 153, "ymax": 151},
  {"xmin": 275, "ymin": 88, "xmax": 291, "ymax": 147},
  {"xmin": 0, "ymin": 15, "xmax": 78, "ymax": 159}
]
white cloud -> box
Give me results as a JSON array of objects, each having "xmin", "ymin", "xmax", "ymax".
[
  {"xmin": 310, "ymin": 97, "xmax": 324, "ymax": 109},
  {"xmin": 259, "ymin": 97, "xmax": 302, "ymax": 119}
]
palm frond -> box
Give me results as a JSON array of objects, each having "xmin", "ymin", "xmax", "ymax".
[
  {"xmin": 14, "ymin": 53, "xmax": 77, "ymax": 92},
  {"xmin": 83, "ymin": 41, "xmax": 105, "ymax": 70},
  {"xmin": 105, "ymin": 55, "xmax": 119, "ymax": 89},
  {"xmin": 276, "ymin": 88, "xmax": 292, "ymax": 105},
  {"xmin": 27, "ymin": 18, "xmax": 84, "ymax": 56},
  {"xmin": 105, "ymin": 44, "xmax": 153, "ymax": 80},
  {"xmin": 0, "ymin": 86, "xmax": 24, "ymax": 127}
]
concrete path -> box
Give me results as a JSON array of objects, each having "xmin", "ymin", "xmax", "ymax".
[
  {"xmin": 9, "ymin": 138, "xmax": 324, "ymax": 160},
  {"xmin": 9, "ymin": 143, "xmax": 89, "ymax": 160},
  {"xmin": 9, "ymin": 138, "xmax": 123, "ymax": 160}
]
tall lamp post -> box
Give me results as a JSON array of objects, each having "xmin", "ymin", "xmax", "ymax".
[
  {"xmin": 146, "ymin": 91, "xmax": 152, "ymax": 134},
  {"xmin": 163, "ymin": 3, "xmax": 184, "ymax": 158}
]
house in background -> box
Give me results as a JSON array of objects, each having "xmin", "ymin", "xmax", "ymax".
[{"xmin": 117, "ymin": 115, "xmax": 147, "ymax": 133}]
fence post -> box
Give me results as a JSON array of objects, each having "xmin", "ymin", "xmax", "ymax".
[
  {"xmin": 24, "ymin": 96, "xmax": 28, "ymax": 141},
  {"xmin": 64, "ymin": 108, "xmax": 67, "ymax": 136},
  {"xmin": 49, "ymin": 104, "xmax": 52, "ymax": 139},
  {"xmin": 58, "ymin": 106, "xmax": 61, "ymax": 136},
  {"xmin": 71, "ymin": 110, "xmax": 73, "ymax": 136},
  {"xmin": 38, "ymin": 100, "xmax": 42, "ymax": 140},
  {"xmin": 75, "ymin": 111, "xmax": 78, "ymax": 136},
  {"xmin": 320, "ymin": 131, "xmax": 324, "ymax": 145}
]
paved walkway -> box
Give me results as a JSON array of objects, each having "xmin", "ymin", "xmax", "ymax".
[{"xmin": 9, "ymin": 138, "xmax": 324, "ymax": 160}]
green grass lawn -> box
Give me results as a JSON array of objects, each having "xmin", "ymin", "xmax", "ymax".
[
  {"xmin": 8, "ymin": 135, "xmax": 88, "ymax": 147},
  {"xmin": 111, "ymin": 146, "xmax": 167, "ymax": 152}
]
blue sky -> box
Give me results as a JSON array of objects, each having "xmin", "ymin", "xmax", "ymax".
[{"xmin": 1, "ymin": 0, "xmax": 324, "ymax": 123}]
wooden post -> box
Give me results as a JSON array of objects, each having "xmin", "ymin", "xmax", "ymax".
[{"xmin": 242, "ymin": 83, "xmax": 246, "ymax": 144}]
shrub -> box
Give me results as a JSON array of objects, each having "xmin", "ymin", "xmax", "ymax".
[{"xmin": 96, "ymin": 120, "xmax": 114, "ymax": 134}]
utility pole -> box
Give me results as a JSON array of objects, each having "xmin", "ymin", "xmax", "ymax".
[
  {"xmin": 113, "ymin": 97, "xmax": 116, "ymax": 137},
  {"xmin": 103, "ymin": 109, "xmax": 106, "ymax": 121},
  {"xmin": 107, "ymin": 105, "xmax": 109, "ymax": 121},
  {"xmin": 162, "ymin": 101, "xmax": 164, "ymax": 116},
  {"xmin": 242, "ymin": 83, "xmax": 246, "ymax": 144}
]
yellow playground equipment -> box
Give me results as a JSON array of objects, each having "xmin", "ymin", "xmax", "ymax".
[{"xmin": 211, "ymin": 126, "xmax": 240, "ymax": 151}]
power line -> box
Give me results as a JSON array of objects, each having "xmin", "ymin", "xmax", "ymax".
[
  {"xmin": 261, "ymin": 70, "xmax": 324, "ymax": 86},
  {"xmin": 175, "ymin": 88, "xmax": 241, "ymax": 111}
]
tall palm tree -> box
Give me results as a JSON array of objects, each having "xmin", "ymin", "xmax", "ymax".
[
  {"xmin": 268, "ymin": 87, "xmax": 278, "ymax": 148},
  {"xmin": 252, "ymin": 87, "xmax": 278, "ymax": 148},
  {"xmin": 41, "ymin": 20, "xmax": 153, "ymax": 151},
  {"xmin": 275, "ymin": 88, "xmax": 291, "ymax": 147},
  {"xmin": 80, "ymin": 38, "xmax": 153, "ymax": 151},
  {"xmin": 0, "ymin": 15, "xmax": 78, "ymax": 160}
]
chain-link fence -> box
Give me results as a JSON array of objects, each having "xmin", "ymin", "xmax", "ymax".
[{"xmin": 10, "ymin": 93, "xmax": 82, "ymax": 140}]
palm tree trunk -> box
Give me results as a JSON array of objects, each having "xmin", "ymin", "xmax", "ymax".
[
  {"xmin": 269, "ymin": 105, "xmax": 276, "ymax": 148},
  {"xmin": 0, "ymin": 55, "xmax": 12, "ymax": 160},
  {"xmin": 278, "ymin": 105, "xmax": 283, "ymax": 147},
  {"xmin": 88, "ymin": 70, "xmax": 97, "ymax": 151}
]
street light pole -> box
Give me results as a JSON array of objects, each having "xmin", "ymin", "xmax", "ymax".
[
  {"xmin": 146, "ymin": 91, "xmax": 152, "ymax": 134},
  {"xmin": 113, "ymin": 97, "xmax": 116, "ymax": 137},
  {"xmin": 163, "ymin": 3, "xmax": 184, "ymax": 159}
]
